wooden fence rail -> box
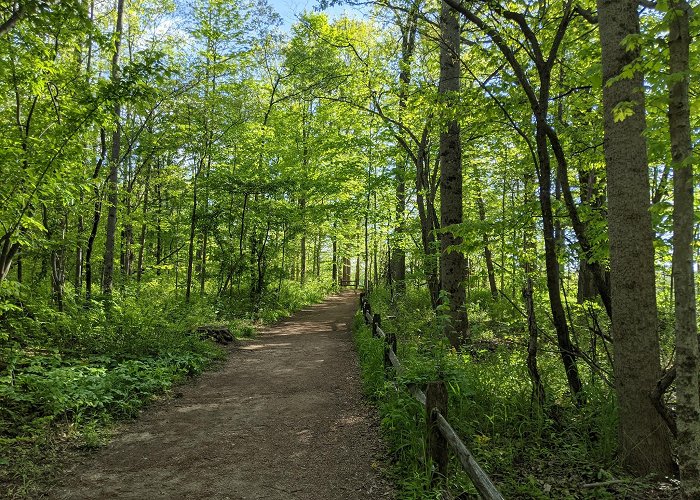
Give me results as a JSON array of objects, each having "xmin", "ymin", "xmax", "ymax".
[{"xmin": 359, "ymin": 293, "xmax": 504, "ymax": 500}]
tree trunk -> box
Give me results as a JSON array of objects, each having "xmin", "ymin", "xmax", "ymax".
[
  {"xmin": 85, "ymin": 129, "xmax": 107, "ymax": 301},
  {"xmin": 313, "ymin": 232, "xmax": 321, "ymax": 277},
  {"xmin": 668, "ymin": 0, "xmax": 700, "ymax": 494},
  {"xmin": 476, "ymin": 183, "xmax": 498, "ymax": 299},
  {"xmin": 390, "ymin": 3, "xmax": 417, "ymax": 295},
  {"xmin": 342, "ymin": 256, "xmax": 350, "ymax": 284},
  {"xmin": 299, "ymin": 196, "xmax": 306, "ymax": 284},
  {"xmin": 300, "ymin": 233, "xmax": 306, "ymax": 284},
  {"xmin": 522, "ymin": 176, "xmax": 545, "ymax": 408},
  {"xmin": 102, "ymin": 0, "xmax": 125, "ymax": 296},
  {"xmin": 185, "ymin": 159, "xmax": 201, "ymax": 303},
  {"xmin": 535, "ymin": 120, "xmax": 583, "ymax": 400},
  {"xmin": 597, "ymin": 0, "xmax": 674, "ymax": 475},
  {"xmin": 136, "ymin": 163, "xmax": 150, "ymax": 284},
  {"xmin": 576, "ymin": 170, "xmax": 600, "ymax": 303},
  {"xmin": 75, "ymin": 208, "xmax": 84, "ymax": 297},
  {"xmin": 439, "ymin": 0, "xmax": 467, "ymax": 348},
  {"xmin": 524, "ymin": 276, "xmax": 545, "ymax": 408},
  {"xmin": 200, "ymin": 229, "xmax": 207, "ymax": 295},
  {"xmin": 155, "ymin": 165, "xmax": 162, "ymax": 277},
  {"xmin": 332, "ymin": 233, "xmax": 337, "ymax": 284}
]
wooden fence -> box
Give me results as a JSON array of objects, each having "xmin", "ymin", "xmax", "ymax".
[{"xmin": 359, "ymin": 293, "xmax": 504, "ymax": 500}]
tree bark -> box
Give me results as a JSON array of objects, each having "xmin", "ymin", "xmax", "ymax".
[
  {"xmin": 597, "ymin": 0, "xmax": 674, "ymax": 475},
  {"xmin": 390, "ymin": 3, "xmax": 418, "ymax": 295},
  {"xmin": 0, "ymin": 2, "xmax": 26, "ymax": 38},
  {"xmin": 475, "ymin": 182, "xmax": 497, "ymax": 299},
  {"xmin": 439, "ymin": 0, "xmax": 467, "ymax": 348},
  {"xmin": 300, "ymin": 233, "xmax": 306, "ymax": 284},
  {"xmin": 524, "ymin": 276, "xmax": 545, "ymax": 408},
  {"xmin": 535, "ymin": 118, "xmax": 583, "ymax": 400},
  {"xmin": 85, "ymin": 129, "xmax": 107, "ymax": 301},
  {"xmin": 102, "ymin": 0, "xmax": 125, "ymax": 296},
  {"xmin": 416, "ymin": 136, "xmax": 440, "ymax": 308},
  {"xmin": 332, "ymin": 229, "xmax": 337, "ymax": 284},
  {"xmin": 185, "ymin": 158, "xmax": 201, "ymax": 303},
  {"xmin": 668, "ymin": 0, "xmax": 700, "ymax": 494},
  {"xmin": 136, "ymin": 163, "xmax": 150, "ymax": 284}
]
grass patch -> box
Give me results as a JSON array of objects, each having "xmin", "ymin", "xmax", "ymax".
[
  {"xmin": 0, "ymin": 277, "xmax": 335, "ymax": 498},
  {"xmin": 353, "ymin": 286, "xmax": 671, "ymax": 499}
]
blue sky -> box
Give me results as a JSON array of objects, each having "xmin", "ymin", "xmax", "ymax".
[{"xmin": 267, "ymin": 0, "xmax": 367, "ymax": 30}]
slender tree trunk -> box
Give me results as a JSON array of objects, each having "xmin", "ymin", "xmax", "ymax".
[
  {"xmin": 85, "ymin": 129, "xmax": 106, "ymax": 301},
  {"xmin": 390, "ymin": 3, "xmax": 417, "ymax": 294},
  {"xmin": 535, "ymin": 119, "xmax": 583, "ymax": 400},
  {"xmin": 185, "ymin": 159, "xmax": 201, "ymax": 303},
  {"xmin": 314, "ymin": 232, "xmax": 321, "ymax": 278},
  {"xmin": 299, "ymin": 198, "xmax": 306, "ymax": 284},
  {"xmin": 332, "ymin": 224, "xmax": 338, "ymax": 284},
  {"xmin": 342, "ymin": 256, "xmax": 350, "ymax": 284},
  {"xmin": 439, "ymin": 0, "xmax": 467, "ymax": 348},
  {"xmin": 15, "ymin": 253, "xmax": 22, "ymax": 283},
  {"xmin": 597, "ymin": 0, "xmax": 674, "ymax": 475},
  {"xmin": 200, "ymin": 152, "xmax": 211, "ymax": 296},
  {"xmin": 522, "ymin": 176, "xmax": 545, "ymax": 408},
  {"xmin": 136, "ymin": 164, "xmax": 149, "ymax": 284},
  {"xmin": 155, "ymin": 166, "xmax": 162, "ymax": 277},
  {"xmin": 364, "ymin": 193, "xmax": 369, "ymax": 289},
  {"xmin": 75, "ymin": 206, "xmax": 84, "ymax": 297},
  {"xmin": 577, "ymin": 170, "xmax": 599, "ymax": 303},
  {"xmin": 76, "ymin": 1, "xmax": 93, "ymax": 296},
  {"xmin": 300, "ymin": 232, "xmax": 306, "ymax": 284},
  {"xmin": 476, "ymin": 182, "xmax": 497, "ymax": 299},
  {"xmin": 416, "ymin": 151, "xmax": 440, "ymax": 307},
  {"xmin": 48, "ymin": 211, "xmax": 66, "ymax": 311},
  {"xmin": 668, "ymin": 1, "xmax": 700, "ymax": 494},
  {"xmin": 102, "ymin": 0, "xmax": 125, "ymax": 296},
  {"xmin": 200, "ymin": 230, "xmax": 207, "ymax": 295},
  {"xmin": 524, "ymin": 276, "xmax": 545, "ymax": 408}
]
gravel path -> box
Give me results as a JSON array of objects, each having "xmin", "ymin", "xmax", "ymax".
[{"xmin": 48, "ymin": 292, "xmax": 392, "ymax": 499}]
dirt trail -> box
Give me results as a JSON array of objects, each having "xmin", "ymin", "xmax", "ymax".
[{"xmin": 48, "ymin": 292, "xmax": 392, "ymax": 499}]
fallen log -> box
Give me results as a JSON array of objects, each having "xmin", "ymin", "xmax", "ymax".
[{"xmin": 196, "ymin": 325, "xmax": 235, "ymax": 345}]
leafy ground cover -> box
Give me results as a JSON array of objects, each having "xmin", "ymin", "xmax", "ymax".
[
  {"xmin": 0, "ymin": 278, "xmax": 334, "ymax": 498},
  {"xmin": 354, "ymin": 287, "xmax": 679, "ymax": 499}
]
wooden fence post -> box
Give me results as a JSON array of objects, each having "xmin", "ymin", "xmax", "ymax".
[
  {"xmin": 426, "ymin": 381, "xmax": 448, "ymax": 485},
  {"xmin": 363, "ymin": 301, "xmax": 372, "ymax": 324},
  {"xmin": 359, "ymin": 292, "xmax": 365, "ymax": 310},
  {"xmin": 384, "ymin": 331, "xmax": 396, "ymax": 373},
  {"xmin": 372, "ymin": 313, "xmax": 381, "ymax": 338}
]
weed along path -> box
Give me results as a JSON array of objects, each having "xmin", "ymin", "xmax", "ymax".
[{"xmin": 49, "ymin": 292, "xmax": 392, "ymax": 500}]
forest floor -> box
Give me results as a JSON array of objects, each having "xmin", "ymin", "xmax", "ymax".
[{"xmin": 45, "ymin": 291, "xmax": 393, "ymax": 499}]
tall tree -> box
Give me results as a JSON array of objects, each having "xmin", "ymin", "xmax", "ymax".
[
  {"xmin": 102, "ymin": 0, "xmax": 125, "ymax": 295},
  {"xmin": 596, "ymin": 0, "xmax": 674, "ymax": 475},
  {"xmin": 388, "ymin": 1, "xmax": 419, "ymax": 296},
  {"xmin": 438, "ymin": 1, "xmax": 467, "ymax": 348},
  {"xmin": 667, "ymin": 0, "xmax": 700, "ymax": 494}
]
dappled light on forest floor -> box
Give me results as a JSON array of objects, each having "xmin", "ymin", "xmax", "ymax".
[{"xmin": 44, "ymin": 293, "xmax": 392, "ymax": 499}]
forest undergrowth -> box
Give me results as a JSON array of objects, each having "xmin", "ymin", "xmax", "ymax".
[
  {"xmin": 0, "ymin": 278, "xmax": 333, "ymax": 498},
  {"xmin": 354, "ymin": 286, "xmax": 680, "ymax": 499}
]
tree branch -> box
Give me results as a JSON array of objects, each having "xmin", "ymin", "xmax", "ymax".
[{"xmin": 0, "ymin": 3, "xmax": 26, "ymax": 38}]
